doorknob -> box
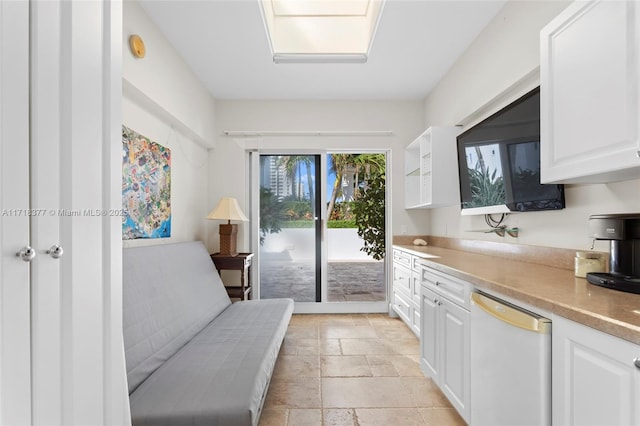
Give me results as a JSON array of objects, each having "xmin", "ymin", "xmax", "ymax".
[
  {"xmin": 46, "ymin": 244, "xmax": 64, "ymax": 259},
  {"xmin": 16, "ymin": 246, "xmax": 36, "ymax": 262}
]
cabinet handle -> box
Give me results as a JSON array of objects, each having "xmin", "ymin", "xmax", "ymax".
[{"xmin": 634, "ymin": 358, "xmax": 640, "ymax": 369}]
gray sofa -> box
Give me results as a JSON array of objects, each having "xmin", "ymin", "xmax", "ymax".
[{"xmin": 123, "ymin": 241, "xmax": 294, "ymax": 426}]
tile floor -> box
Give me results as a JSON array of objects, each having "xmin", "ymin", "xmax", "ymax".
[{"xmin": 258, "ymin": 314, "xmax": 466, "ymax": 426}]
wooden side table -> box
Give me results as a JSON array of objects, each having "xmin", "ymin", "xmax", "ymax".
[{"xmin": 210, "ymin": 252, "xmax": 254, "ymax": 301}]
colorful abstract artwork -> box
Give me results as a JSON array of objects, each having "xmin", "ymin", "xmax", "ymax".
[{"xmin": 122, "ymin": 125, "xmax": 171, "ymax": 239}]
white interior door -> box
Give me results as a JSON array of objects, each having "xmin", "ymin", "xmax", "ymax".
[{"xmin": 0, "ymin": 1, "xmax": 32, "ymax": 423}]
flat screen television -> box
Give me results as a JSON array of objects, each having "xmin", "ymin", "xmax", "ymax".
[{"xmin": 456, "ymin": 87, "xmax": 565, "ymax": 216}]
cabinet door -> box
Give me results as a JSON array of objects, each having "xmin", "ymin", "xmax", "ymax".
[
  {"xmin": 553, "ymin": 316, "xmax": 640, "ymax": 425},
  {"xmin": 540, "ymin": 0, "xmax": 640, "ymax": 183},
  {"xmin": 439, "ymin": 297, "xmax": 470, "ymax": 423},
  {"xmin": 420, "ymin": 286, "xmax": 439, "ymax": 381},
  {"xmin": 0, "ymin": 1, "xmax": 32, "ymax": 423}
]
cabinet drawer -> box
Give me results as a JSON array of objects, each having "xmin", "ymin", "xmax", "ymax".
[
  {"xmin": 393, "ymin": 249, "xmax": 412, "ymax": 268},
  {"xmin": 421, "ymin": 268, "xmax": 471, "ymax": 310},
  {"xmin": 393, "ymin": 264, "xmax": 412, "ymax": 295},
  {"xmin": 393, "ymin": 291, "xmax": 412, "ymax": 323}
]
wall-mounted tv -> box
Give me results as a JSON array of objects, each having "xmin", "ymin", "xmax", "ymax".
[{"xmin": 456, "ymin": 87, "xmax": 565, "ymax": 216}]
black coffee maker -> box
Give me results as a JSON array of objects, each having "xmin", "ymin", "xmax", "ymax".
[{"xmin": 586, "ymin": 213, "xmax": 640, "ymax": 294}]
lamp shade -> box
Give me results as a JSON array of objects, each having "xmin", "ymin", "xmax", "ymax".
[{"xmin": 207, "ymin": 197, "xmax": 249, "ymax": 222}]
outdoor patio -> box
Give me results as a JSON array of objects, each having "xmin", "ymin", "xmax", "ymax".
[{"xmin": 260, "ymin": 260, "xmax": 386, "ymax": 302}]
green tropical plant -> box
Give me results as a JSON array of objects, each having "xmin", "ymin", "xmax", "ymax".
[
  {"xmin": 327, "ymin": 153, "xmax": 353, "ymax": 218},
  {"xmin": 259, "ymin": 187, "xmax": 285, "ymax": 245},
  {"xmin": 352, "ymin": 170, "xmax": 385, "ymax": 260}
]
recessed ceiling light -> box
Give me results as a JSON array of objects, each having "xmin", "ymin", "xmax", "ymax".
[{"xmin": 260, "ymin": 0, "xmax": 385, "ymax": 64}]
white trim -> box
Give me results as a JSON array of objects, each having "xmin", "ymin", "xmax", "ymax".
[
  {"xmin": 460, "ymin": 204, "xmax": 510, "ymax": 216},
  {"xmin": 224, "ymin": 130, "xmax": 393, "ymax": 137},
  {"xmin": 273, "ymin": 53, "xmax": 367, "ymax": 64},
  {"xmin": 294, "ymin": 302, "xmax": 388, "ymax": 314}
]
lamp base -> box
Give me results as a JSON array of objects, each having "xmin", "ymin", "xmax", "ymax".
[{"xmin": 219, "ymin": 223, "xmax": 238, "ymax": 256}]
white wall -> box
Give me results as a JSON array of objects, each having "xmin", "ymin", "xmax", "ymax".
[
  {"xmin": 123, "ymin": 0, "xmax": 214, "ymax": 247},
  {"xmin": 123, "ymin": 0, "xmax": 216, "ymax": 148},
  {"xmin": 423, "ymin": 0, "xmax": 640, "ymax": 251},
  {"xmin": 208, "ymin": 100, "xmax": 426, "ymax": 254}
]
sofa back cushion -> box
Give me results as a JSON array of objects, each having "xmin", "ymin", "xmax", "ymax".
[{"xmin": 123, "ymin": 241, "xmax": 231, "ymax": 394}]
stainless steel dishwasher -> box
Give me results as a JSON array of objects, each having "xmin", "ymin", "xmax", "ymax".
[{"xmin": 470, "ymin": 291, "xmax": 552, "ymax": 426}]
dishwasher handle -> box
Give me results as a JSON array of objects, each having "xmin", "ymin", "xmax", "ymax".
[{"xmin": 471, "ymin": 292, "xmax": 551, "ymax": 334}]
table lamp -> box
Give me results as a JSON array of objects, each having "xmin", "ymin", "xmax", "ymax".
[{"xmin": 207, "ymin": 197, "xmax": 249, "ymax": 256}]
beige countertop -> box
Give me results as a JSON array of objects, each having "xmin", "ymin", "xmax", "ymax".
[{"xmin": 394, "ymin": 244, "xmax": 640, "ymax": 345}]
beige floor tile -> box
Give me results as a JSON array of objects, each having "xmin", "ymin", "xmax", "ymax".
[
  {"xmin": 339, "ymin": 338, "xmax": 396, "ymax": 355},
  {"xmin": 285, "ymin": 325, "xmax": 319, "ymax": 339},
  {"xmin": 258, "ymin": 408, "xmax": 288, "ymax": 426},
  {"xmin": 272, "ymin": 355, "xmax": 320, "ymax": 379},
  {"xmin": 320, "ymin": 315, "xmax": 359, "ymax": 326},
  {"xmin": 350, "ymin": 316, "xmax": 372, "ymax": 326},
  {"xmin": 405, "ymin": 377, "xmax": 452, "ymax": 408},
  {"xmin": 287, "ymin": 409, "xmax": 322, "ymax": 425},
  {"xmin": 321, "ymin": 355, "xmax": 372, "ymax": 377},
  {"xmin": 369, "ymin": 364, "xmax": 399, "ymax": 376},
  {"xmin": 289, "ymin": 314, "xmax": 327, "ymax": 325},
  {"xmin": 280, "ymin": 338, "xmax": 299, "ymax": 356},
  {"xmin": 419, "ymin": 407, "xmax": 467, "ymax": 425},
  {"xmin": 323, "ymin": 409, "xmax": 356, "ymax": 426},
  {"xmin": 320, "ymin": 324, "xmax": 379, "ymax": 339},
  {"xmin": 319, "ymin": 339, "xmax": 342, "ymax": 355},
  {"xmin": 264, "ymin": 377, "xmax": 321, "ymax": 409},
  {"xmin": 375, "ymin": 324, "xmax": 419, "ymax": 340},
  {"xmin": 381, "ymin": 338, "xmax": 420, "ymax": 355},
  {"xmin": 366, "ymin": 354, "xmax": 423, "ymax": 377},
  {"xmin": 356, "ymin": 408, "xmax": 429, "ymax": 426},
  {"xmin": 322, "ymin": 377, "xmax": 417, "ymax": 408},
  {"xmin": 281, "ymin": 338, "xmax": 321, "ymax": 356},
  {"xmin": 366, "ymin": 314, "xmax": 401, "ymax": 326}
]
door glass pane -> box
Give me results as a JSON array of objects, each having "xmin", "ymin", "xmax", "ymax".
[
  {"xmin": 259, "ymin": 155, "xmax": 319, "ymax": 302},
  {"xmin": 326, "ymin": 153, "xmax": 386, "ymax": 302}
]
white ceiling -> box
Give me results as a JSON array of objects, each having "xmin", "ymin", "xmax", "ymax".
[{"xmin": 138, "ymin": 0, "xmax": 507, "ymax": 101}]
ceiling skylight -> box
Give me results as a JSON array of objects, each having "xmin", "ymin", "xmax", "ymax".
[{"xmin": 260, "ymin": 0, "xmax": 385, "ymax": 63}]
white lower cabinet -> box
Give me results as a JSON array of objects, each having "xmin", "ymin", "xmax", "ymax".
[
  {"xmin": 420, "ymin": 270, "xmax": 470, "ymax": 423},
  {"xmin": 552, "ymin": 315, "xmax": 640, "ymax": 425}
]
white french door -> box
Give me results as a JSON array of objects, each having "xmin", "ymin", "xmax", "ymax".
[{"xmin": 0, "ymin": 1, "xmax": 129, "ymax": 424}]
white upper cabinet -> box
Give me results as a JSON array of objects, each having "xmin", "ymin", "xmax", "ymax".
[
  {"xmin": 405, "ymin": 126, "xmax": 460, "ymax": 209},
  {"xmin": 540, "ymin": 0, "xmax": 640, "ymax": 184}
]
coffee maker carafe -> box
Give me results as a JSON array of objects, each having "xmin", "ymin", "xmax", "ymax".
[{"xmin": 586, "ymin": 213, "xmax": 640, "ymax": 294}]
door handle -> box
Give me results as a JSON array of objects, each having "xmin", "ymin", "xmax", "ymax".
[
  {"xmin": 16, "ymin": 246, "xmax": 36, "ymax": 262},
  {"xmin": 46, "ymin": 244, "xmax": 64, "ymax": 259}
]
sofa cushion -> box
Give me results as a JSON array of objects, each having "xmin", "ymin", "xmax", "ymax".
[
  {"xmin": 123, "ymin": 241, "xmax": 232, "ymax": 393},
  {"xmin": 128, "ymin": 298, "xmax": 294, "ymax": 426}
]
